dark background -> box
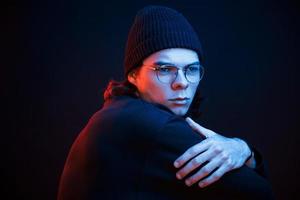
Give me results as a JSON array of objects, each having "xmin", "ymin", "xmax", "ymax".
[{"xmin": 5, "ymin": 0, "xmax": 299, "ymax": 199}]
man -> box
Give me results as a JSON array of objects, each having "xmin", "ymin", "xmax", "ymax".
[{"xmin": 58, "ymin": 5, "xmax": 274, "ymax": 199}]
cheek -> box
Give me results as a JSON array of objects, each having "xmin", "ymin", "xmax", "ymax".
[
  {"xmin": 137, "ymin": 73, "xmax": 168, "ymax": 102},
  {"xmin": 190, "ymin": 84, "xmax": 199, "ymax": 97},
  {"xmin": 146, "ymin": 81, "xmax": 168, "ymax": 101}
]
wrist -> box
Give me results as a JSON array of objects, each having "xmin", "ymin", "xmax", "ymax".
[
  {"xmin": 245, "ymin": 150, "xmax": 253, "ymax": 163},
  {"xmin": 233, "ymin": 137, "xmax": 252, "ymax": 160},
  {"xmin": 245, "ymin": 151, "xmax": 256, "ymax": 168},
  {"xmin": 233, "ymin": 138, "xmax": 256, "ymax": 168}
]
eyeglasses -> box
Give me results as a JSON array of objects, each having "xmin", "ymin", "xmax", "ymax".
[{"xmin": 144, "ymin": 63, "xmax": 204, "ymax": 84}]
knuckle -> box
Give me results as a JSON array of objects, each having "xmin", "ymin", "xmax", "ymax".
[
  {"xmin": 220, "ymin": 152, "xmax": 229, "ymax": 160},
  {"xmin": 195, "ymin": 156, "xmax": 203, "ymax": 164},
  {"xmin": 213, "ymin": 145, "xmax": 222, "ymax": 153},
  {"xmin": 211, "ymin": 174, "xmax": 221, "ymax": 182},
  {"xmin": 226, "ymin": 158, "xmax": 234, "ymax": 168},
  {"xmin": 191, "ymin": 158, "xmax": 198, "ymax": 166},
  {"xmin": 188, "ymin": 144, "xmax": 202, "ymax": 157},
  {"xmin": 189, "ymin": 147, "xmax": 197, "ymax": 155},
  {"xmin": 212, "ymin": 172, "xmax": 220, "ymax": 179},
  {"xmin": 186, "ymin": 152, "xmax": 193, "ymax": 159},
  {"xmin": 201, "ymin": 167, "xmax": 210, "ymax": 175},
  {"xmin": 214, "ymin": 170, "xmax": 223, "ymax": 179},
  {"xmin": 209, "ymin": 175, "xmax": 217, "ymax": 182},
  {"xmin": 191, "ymin": 157, "xmax": 201, "ymax": 167}
]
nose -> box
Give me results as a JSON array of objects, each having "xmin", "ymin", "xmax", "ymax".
[{"xmin": 171, "ymin": 69, "xmax": 189, "ymax": 90}]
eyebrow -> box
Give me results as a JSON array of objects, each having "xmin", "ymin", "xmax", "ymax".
[{"xmin": 153, "ymin": 61, "xmax": 200, "ymax": 66}]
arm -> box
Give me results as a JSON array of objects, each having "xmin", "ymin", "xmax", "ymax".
[
  {"xmin": 174, "ymin": 117, "xmax": 265, "ymax": 188},
  {"xmin": 148, "ymin": 116, "xmax": 273, "ymax": 199}
]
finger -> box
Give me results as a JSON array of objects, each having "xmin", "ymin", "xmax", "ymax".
[
  {"xmin": 184, "ymin": 154, "xmax": 223, "ymax": 186},
  {"xmin": 176, "ymin": 148, "xmax": 215, "ymax": 180},
  {"xmin": 186, "ymin": 117, "xmax": 216, "ymax": 138},
  {"xmin": 185, "ymin": 117, "xmax": 206, "ymax": 133},
  {"xmin": 198, "ymin": 163, "xmax": 229, "ymax": 188},
  {"xmin": 174, "ymin": 140, "xmax": 210, "ymax": 168}
]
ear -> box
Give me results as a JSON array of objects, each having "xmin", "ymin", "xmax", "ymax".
[{"xmin": 127, "ymin": 70, "xmax": 138, "ymax": 86}]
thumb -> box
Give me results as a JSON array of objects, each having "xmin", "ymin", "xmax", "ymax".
[{"xmin": 185, "ymin": 117, "xmax": 216, "ymax": 138}]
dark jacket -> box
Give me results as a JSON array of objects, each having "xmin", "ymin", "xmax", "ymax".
[{"xmin": 58, "ymin": 95, "xmax": 274, "ymax": 200}]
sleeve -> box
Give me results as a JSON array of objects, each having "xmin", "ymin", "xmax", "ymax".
[
  {"xmin": 138, "ymin": 116, "xmax": 205, "ymax": 198},
  {"xmin": 57, "ymin": 114, "xmax": 106, "ymax": 200},
  {"xmin": 242, "ymin": 139, "xmax": 270, "ymax": 179},
  {"xmin": 140, "ymin": 116, "xmax": 274, "ymax": 199},
  {"xmin": 251, "ymin": 146, "xmax": 270, "ymax": 179}
]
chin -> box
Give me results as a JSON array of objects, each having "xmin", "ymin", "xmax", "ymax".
[{"xmin": 171, "ymin": 108, "xmax": 188, "ymax": 116}]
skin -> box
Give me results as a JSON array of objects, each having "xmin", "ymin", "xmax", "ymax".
[
  {"xmin": 175, "ymin": 117, "xmax": 256, "ymax": 188},
  {"xmin": 128, "ymin": 48, "xmax": 256, "ymax": 188},
  {"xmin": 128, "ymin": 48, "xmax": 200, "ymax": 116}
]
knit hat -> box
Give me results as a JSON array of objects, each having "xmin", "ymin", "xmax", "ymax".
[{"xmin": 124, "ymin": 5, "xmax": 203, "ymax": 76}]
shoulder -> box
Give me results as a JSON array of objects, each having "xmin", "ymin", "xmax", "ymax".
[
  {"xmin": 91, "ymin": 95, "xmax": 177, "ymax": 131},
  {"xmin": 77, "ymin": 95, "xmax": 204, "ymax": 149}
]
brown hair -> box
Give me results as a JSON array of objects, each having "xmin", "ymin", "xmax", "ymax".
[{"xmin": 103, "ymin": 79, "xmax": 203, "ymax": 118}]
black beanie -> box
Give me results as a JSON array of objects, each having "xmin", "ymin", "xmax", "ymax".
[{"xmin": 124, "ymin": 5, "xmax": 203, "ymax": 76}]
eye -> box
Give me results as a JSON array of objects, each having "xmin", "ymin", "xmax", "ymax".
[
  {"xmin": 157, "ymin": 65, "xmax": 176, "ymax": 74},
  {"xmin": 186, "ymin": 65, "xmax": 200, "ymax": 73}
]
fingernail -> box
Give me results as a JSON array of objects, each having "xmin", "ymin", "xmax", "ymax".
[
  {"xmin": 174, "ymin": 161, "xmax": 179, "ymax": 168},
  {"xmin": 176, "ymin": 173, "xmax": 182, "ymax": 180},
  {"xmin": 185, "ymin": 180, "xmax": 191, "ymax": 186}
]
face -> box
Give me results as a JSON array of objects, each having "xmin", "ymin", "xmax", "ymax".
[{"xmin": 128, "ymin": 48, "xmax": 200, "ymax": 116}]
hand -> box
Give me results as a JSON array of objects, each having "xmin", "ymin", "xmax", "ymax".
[{"xmin": 173, "ymin": 117, "xmax": 252, "ymax": 188}]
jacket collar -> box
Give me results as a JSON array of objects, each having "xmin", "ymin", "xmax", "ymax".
[{"xmin": 104, "ymin": 95, "xmax": 175, "ymax": 116}]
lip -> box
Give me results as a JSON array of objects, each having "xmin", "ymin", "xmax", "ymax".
[
  {"xmin": 168, "ymin": 97, "xmax": 190, "ymax": 105},
  {"xmin": 169, "ymin": 97, "xmax": 190, "ymax": 101}
]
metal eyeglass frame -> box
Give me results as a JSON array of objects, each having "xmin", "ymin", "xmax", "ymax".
[{"xmin": 143, "ymin": 63, "xmax": 204, "ymax": 84}]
